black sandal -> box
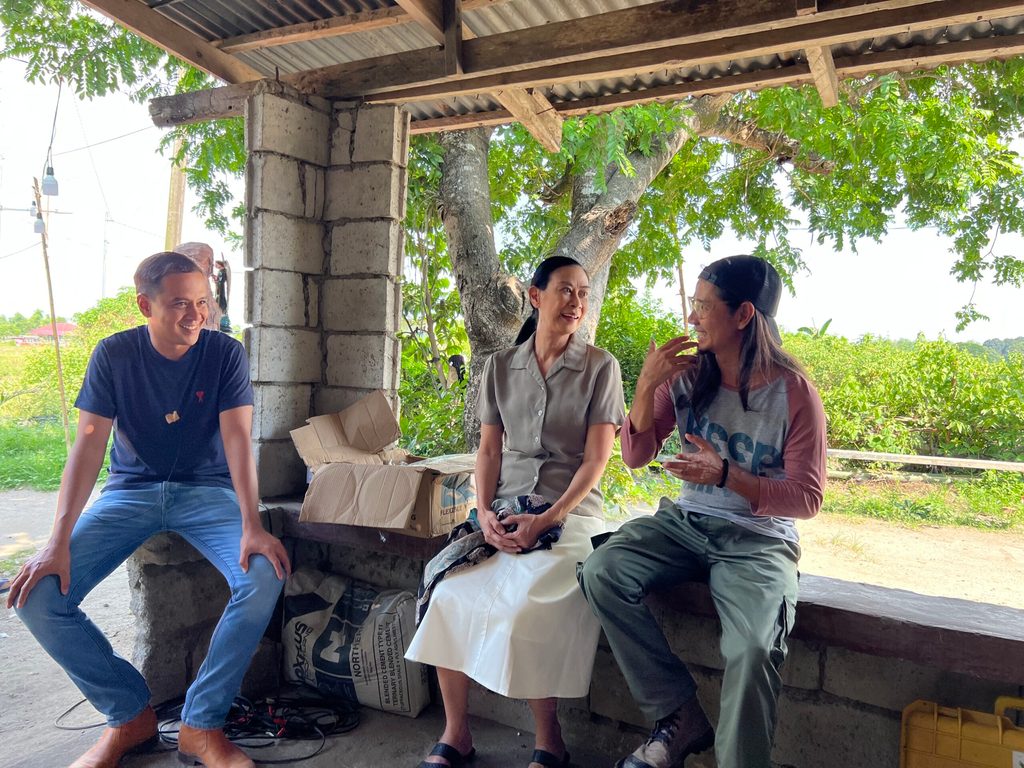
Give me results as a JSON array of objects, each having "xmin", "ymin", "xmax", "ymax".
[
  {"xmin": 530, "ymin": 748, "xmax": 571, "ymax": 768},
  {"xmin": 417, "ymin": 742, "xmax": 476, "ymax": 768}
]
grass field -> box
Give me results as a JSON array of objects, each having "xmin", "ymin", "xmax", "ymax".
[{"xmin": 0, "ymin": 421, "xmax": 71, "ymax": 490}]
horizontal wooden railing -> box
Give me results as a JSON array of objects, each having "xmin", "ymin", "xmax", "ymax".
[{"xmin": 827, "ymin": 448, "xmax": 1024, "ymax": 473}]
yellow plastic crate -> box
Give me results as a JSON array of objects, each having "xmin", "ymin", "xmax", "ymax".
[{"xmin": 901, "ymin": 698, "xmax": 1024, "ymax": 768}]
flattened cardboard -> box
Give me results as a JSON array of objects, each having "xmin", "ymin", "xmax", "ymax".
[{"xmin": 299, "ymin": 454, "xmax": 476, "ymax": 538}]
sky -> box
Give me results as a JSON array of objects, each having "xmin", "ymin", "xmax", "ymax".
[{"xmin": 1, "ymin": 57, "xmax": 1022, "ymax": 343}]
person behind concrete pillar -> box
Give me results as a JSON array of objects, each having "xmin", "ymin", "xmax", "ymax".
[
  {"xmin": 406, "ymin": 256, "xmax": 625, "ymax": 768},
  {"xmin": 214, "ymin": 258, "xmax": 232, "ymax": 333},
  {"xmin": 7, "ymin": 251, "xmax": 290, "ymax": 768},
  {"xmin": 175, "ymin": 241, "xmax": 222, "ymax": 331},
  {"xmin": 578, "ymin": 255, "xmax": 827, "ymax": 768}
]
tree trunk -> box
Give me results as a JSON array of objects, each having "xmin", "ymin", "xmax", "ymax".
[{"xmin": 438, "ymin": 128, "xmax": 527, "ymax": 448}]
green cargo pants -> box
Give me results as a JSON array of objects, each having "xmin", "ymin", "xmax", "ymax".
[{"xmin": 578, "ymin": 498, "xmax": 800, "ymax": 768}]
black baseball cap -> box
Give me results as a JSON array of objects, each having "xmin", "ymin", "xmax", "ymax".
[{"xmin": 698, "ymin": 255, "xmax": 782, "ymax": 342}]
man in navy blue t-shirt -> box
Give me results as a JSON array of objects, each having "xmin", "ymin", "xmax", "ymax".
[{"xmin": 7, "ymin": 252, "xmax": 290, "ymax": 768}]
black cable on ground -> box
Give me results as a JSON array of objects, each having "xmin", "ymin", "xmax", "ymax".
[
  {"xmin": 55, "ymin": 690, "xmax": 360, "ymax": 765},
  {"xmin": 157, "ymin": 691, "xmax": 360, "ymax": 765}
]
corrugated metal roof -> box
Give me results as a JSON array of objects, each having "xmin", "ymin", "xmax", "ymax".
[{"xmin": 140, "ymin": 0, "xmax": 1024, "ymax": 128}]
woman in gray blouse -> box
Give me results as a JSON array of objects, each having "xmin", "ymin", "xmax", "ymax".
[{"xmin": 407, "ymin": 256, "xmax": 625, "ymax": 768}]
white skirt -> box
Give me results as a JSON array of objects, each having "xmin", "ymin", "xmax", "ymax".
[{"xmin": 405, "ymin": 513, "xmax": 605, "ymax": 699}]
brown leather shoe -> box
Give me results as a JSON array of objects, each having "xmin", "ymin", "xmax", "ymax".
[
  {"xmin": 69, "ymin": 705, "xmax": 158, "ymax": 768},
  {"xmin": 177, "ymin": 724, "xmax": 254, "ymax": 767}
]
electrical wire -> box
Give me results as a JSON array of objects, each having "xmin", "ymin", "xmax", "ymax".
[
  {"xmin": 52, "ymin": 690, "xmax": 360, "ymax": 765},
  {"xmin": 42, "ymin": 79, "xmax": 63, "ymax": 180},
  {"xmin": 72, "ymin": 98, "xmax": 110, "ymax": 213},
  {"xmin": 53, "ymin": 125, "xmax": 156, "ymax": 157},
  {"xmin": 0, "ymin": 243, "xmax": 39, "ymax": 260}
]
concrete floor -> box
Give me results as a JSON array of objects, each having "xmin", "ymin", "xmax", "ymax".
[{"xmin": 11, "ymin": 702, "xmax": 615, "ymax": 768}]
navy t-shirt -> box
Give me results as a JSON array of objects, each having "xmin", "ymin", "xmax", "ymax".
[{"xmin": 75, "ymin": 326, "xmax": 254, "ymax": 490}]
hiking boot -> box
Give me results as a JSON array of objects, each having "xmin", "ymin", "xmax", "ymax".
[{"xmin": 615, "ymin": 698, "xmax": 714, "ymax": 768}]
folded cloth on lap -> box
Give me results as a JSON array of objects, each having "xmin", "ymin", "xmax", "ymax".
[{"xmin": 415, "ymin": 494, "xmax": 562, "ymax": 624}]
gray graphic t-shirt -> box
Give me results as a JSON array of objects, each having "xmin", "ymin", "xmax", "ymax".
[{"xmin": 622, "ymin": 370, "xmax": 827, "ymax": 542}]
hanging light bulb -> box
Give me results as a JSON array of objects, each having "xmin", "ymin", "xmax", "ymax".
[
  {"xmin": 29, "ymin": 200, "xmax": 38, "ymax": 217},
  {"xmin": 41, "ymin": 166, "xmax": 59, "ymax": 196},
  {"xmin": 34, "ymin": 213, "xmax": 45, "ymax": 234}
]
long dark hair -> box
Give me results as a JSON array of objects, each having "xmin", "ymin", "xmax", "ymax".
[
  {"xmin": 689, "ymin": 288, "xmax": 807, "ymax": 417},
  {"xmin": 514, "ymin": 256, "xmax": 586, "ymax": 345}
]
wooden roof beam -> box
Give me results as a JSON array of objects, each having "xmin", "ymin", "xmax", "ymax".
[
  {"xmin": 80, "ymin": 0, "xmax": 261, "ymax": 83},
  {"xmin": 408, "ymin": 66, "xmax": 815, "ymax": 133},
  {"xmin": 806, "ymin": 45, "xmax": 841, "ymax": 106},
  {"xmin": 149, "ymin": 30, "xmax": 1024, "ymax": 128},
  {"xmin": 213, "ymin": 7, "xmax": 408, "ymax": 54},
  {"xmin": 342, "ymin": 0, "xmax": 1024, "ymax": 102},
  {"xmin": 396, "ymin": 0, "xmax": 566, "ymax": 149},
  {"xmin": 212, "ymin": 0, "xmax": 510, "ymax": 54},
  {"xmin": 395, "ymin": 0, "xmax": 447, "ymax": 45},
  {"xmin": 493, "ymin": 88, "xmax": 563, "ymax": 151}
]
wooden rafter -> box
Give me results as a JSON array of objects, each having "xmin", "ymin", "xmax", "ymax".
[
  {"xmin": 212, "ymin": 0, "xmax": 510, "ymax": 54},
  {"xmin": 444, "ymin": 0, "xmax": 465, "ymax": 76},
  {"xmin": 80, "ymin": 0, "xmax": 261, "ymax": 84},
  {"xmin": 806, "ymin": 45, "xmax": 841, "ymax": 106},
  {"xmin": 395, "ymin": 0, "xmax": 447, "ymax": 45},
  {"xmin": 494, "ymin": 88, "xmax": 563, "ymax": 151},
  {"xmin": 394, "ymin": 0, "xmax": 562, "ymax": 148},
  {"xmin": 407, "ymin": 66, "xmax": 815, "ymax": 134},
  {"xmin": 213, "ymin": 7, "xmax": 409, "ymax": 54},
  {"xmin": 405, "ymin": 29, "xmax": 1024, "ymax": 133},
  {"xmin": 319, "ymin": 0, "xmax": 1024, "ymax": 102},
  {"xmin": 149, "ymin": 29, "xmax": 1024, "ymax": 129}
]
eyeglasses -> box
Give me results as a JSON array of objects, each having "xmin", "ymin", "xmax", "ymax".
[{"xmin": 687, "ymin": 296, "xmax": 718, "ymax": 317}]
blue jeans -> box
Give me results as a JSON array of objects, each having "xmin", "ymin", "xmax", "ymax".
[{"xmin": 16, "ymin": 482, "xmax": 284, "ymax": 729}]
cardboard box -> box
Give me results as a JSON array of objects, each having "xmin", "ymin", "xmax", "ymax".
[{"xmin": 290, "ymin": 390, "xmax": 476, "ymax": 538}]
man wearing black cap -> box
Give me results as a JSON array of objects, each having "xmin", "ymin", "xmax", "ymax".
[{"xmin": 579, "ymin": 256, "xmax": 827, "ymax": 768}]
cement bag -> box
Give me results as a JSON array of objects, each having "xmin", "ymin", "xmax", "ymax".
[{"xmin": 282, "ymin": 567, "xmax": 430, "ymax": 717}]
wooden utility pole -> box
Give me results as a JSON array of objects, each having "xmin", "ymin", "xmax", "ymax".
[
  {"xmin": 675, "ymin": 259, "xmax": 689, "ymax": 333},
  {"xmin": 164, "ymin": 136, "xmax": 186, "ymax": 250},
  {"xmin": 33, "ymin": 178, "xmax": 71, "ymax": 454}
]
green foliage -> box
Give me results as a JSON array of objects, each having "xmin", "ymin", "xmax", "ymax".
[
  {"xmin": 0, "ymin": 548, "xmax": 36, "ymax": 578},
  {"xmin": 163, "ymin": 116, "xmax": 247, "ymax": 243},
  {"xmin": 823, "ymin": 473, "xmax": 1024, "ymax": 530},
  {"xmin": 595, "ymin": 286, "xmax": 685, "ymax": 402},
  {"xmin": 398, "ymin": 137, "xmax": 471, "ymax": 457},
  {"xmin": 10, "ymin": 288, "xmax": 140, "ymax": 420},
  {"xmin": 785, "ymin": 332, "xmax": 1024, "ymax": 460},
  {"xmin": 1, "ymin": 0, "xmax": 171, "ymax": 100},
  {"xmin": 397, "ymin": 367, "xmax": 467, "ymax": 457},
  {"xmin": 0, "ymin": 420, "xmax": 71, "ymax": 489},
  {"xmin": 0, "ymin": 310, "xmax": 65, "ymax": 338},
  {"xmin": 981, "ymin": 337, "xmax": 1024, "ymax": 358}
]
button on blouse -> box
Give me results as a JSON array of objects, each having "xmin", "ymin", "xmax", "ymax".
[{"xmin": 477, "ymin": 333, "xmax": 625, "ymax": 518}]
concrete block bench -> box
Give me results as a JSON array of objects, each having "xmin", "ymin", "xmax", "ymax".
[{"xmin": 128, "ymin": 502, "xmax": 1024, "ymax": 768}]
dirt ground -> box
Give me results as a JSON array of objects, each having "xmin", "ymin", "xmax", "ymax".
[
  {"xmin": 796, "ymin": 513, "xmax": 1024, "ymax": 610},
  {"xmin": 1, "ymin": 489, "xmax": 1022, "ymax": 768}
]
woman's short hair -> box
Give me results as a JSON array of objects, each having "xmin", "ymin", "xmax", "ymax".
[{"xmin": 134, "ymin": 252, "xmax": 203, "ymax": 298}]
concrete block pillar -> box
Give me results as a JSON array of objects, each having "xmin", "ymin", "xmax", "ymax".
[
  {"xmin": 245, "ymin": 92, "xmax": 409, "ymax": 493},
  {"xmin": 317, "ymin": 103, "xmax": 408, "ymax": 415},
  {"xmin": 244, "ymin": 81, "xmax": 331, "ymax": 498}
]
